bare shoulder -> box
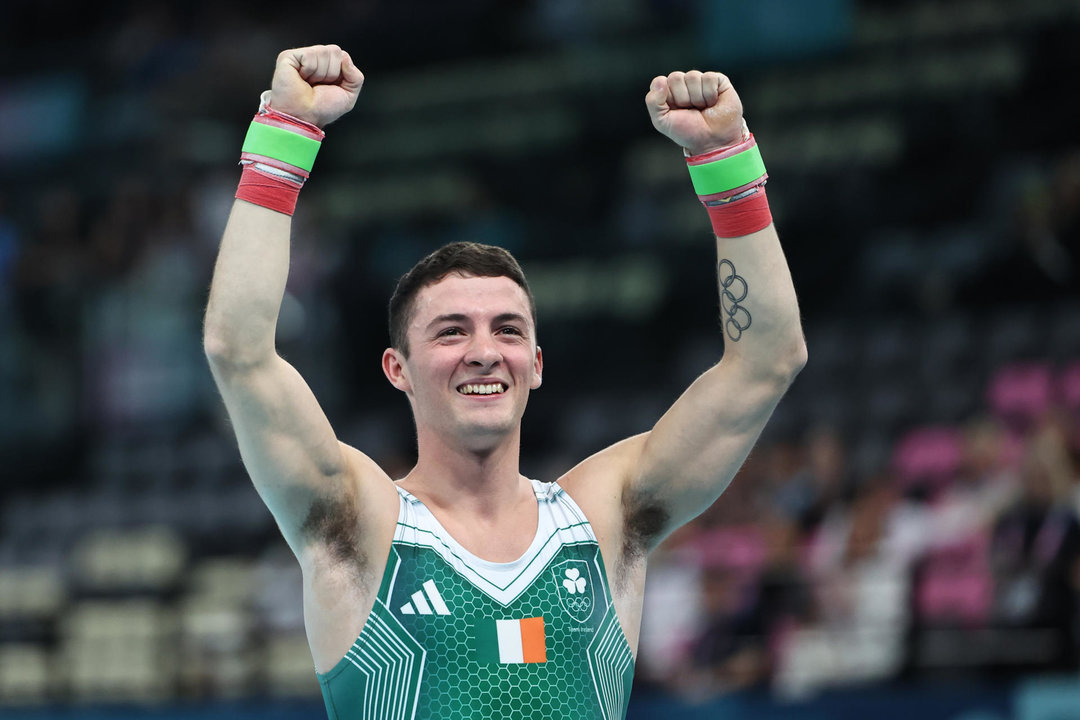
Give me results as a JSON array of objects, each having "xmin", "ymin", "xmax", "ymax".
[
  {"xmin": 556, "ymin": 433, "xmax": 657, "ymax": 573},
  {"xmin": 558, "ymin": 434, "xmax": 643, "ymax": 516}
]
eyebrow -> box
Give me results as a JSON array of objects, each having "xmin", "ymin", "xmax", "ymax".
[
  {"xmin": 493, "ymin": 313, "xmax": 529, "ymax": 326},
  {"xmin": 426, "ymin": 312, "xmax": 529, "ymax": 330},
  {"xmin": 427, "ymin": 313, "xmax": 468, "ymax": 329}
]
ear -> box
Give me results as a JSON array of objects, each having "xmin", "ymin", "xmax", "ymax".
[
  {"xmin": 382, "ymin": 347, "xmax": 412, "ymax": 393},
  {"xmin": 531, "ymin": 345, "xmax": 543, "ymax": 389}
]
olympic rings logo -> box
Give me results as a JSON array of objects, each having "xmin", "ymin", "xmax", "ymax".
[
  {"xmin": 718, "ymin": 259, "xmax": 751, "ymax": 341},
  {"xmin": 567, "ymin": 596, "xmax": 592, "ymax": 613}
]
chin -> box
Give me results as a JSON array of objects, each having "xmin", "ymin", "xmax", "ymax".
[
  {"xmin": 463, "ymin": 420, "xmax": 517, "ymax": 439},
  {"xmin": 454, "ymin": 414, "xmax": 520, "ymax": 442}
]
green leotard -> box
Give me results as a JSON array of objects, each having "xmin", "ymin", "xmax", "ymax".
[{"xmin": 316, "ymin": 479, "xmax": 636, "ymax": 720}]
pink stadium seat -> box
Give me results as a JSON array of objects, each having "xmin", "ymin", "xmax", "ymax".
[
  {"xmin": 986, "ymin": 362, "xmax": 1054, "ymax": 429},
  {"xmin": 1059, "ymin": 361, "xmax": 1080, "ymax": 412},
  {"xmin": 915, "ymin": 531, "xmax": 992, "ymax": 625},
  {"xmin": 892, "ymin": 426, "xmax": 964, "ymax": 489},
  {"xmin": 689, "ymin": 525, "xmax": 768, "ymax": 577}
]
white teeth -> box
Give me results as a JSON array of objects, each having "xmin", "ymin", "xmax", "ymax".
[{"xmin": 458, "ymin": 383, "xmax": 505, "ymax": 395}]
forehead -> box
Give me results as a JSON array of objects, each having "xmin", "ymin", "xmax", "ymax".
[{"xmin": 410, "ymin": 274, "xmax": 532, "ymax": 327}]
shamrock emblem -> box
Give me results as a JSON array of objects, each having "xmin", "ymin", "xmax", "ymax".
[
  {"xmin": 562, "ymin": 568, "xmax": 588, "ymax": 594},
  {"xmin": 552, "ymin": 560, "xmax": 595, "ymax": 622}
]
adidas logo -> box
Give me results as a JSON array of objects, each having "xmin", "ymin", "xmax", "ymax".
[{"xmin": 400, "ymin": 580, "xmax": 450, "ymax": 616}]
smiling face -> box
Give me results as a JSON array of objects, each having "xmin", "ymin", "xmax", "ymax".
[{"xmin": 382, "ymin": 273, "xmax": 543, "ymax": 451}]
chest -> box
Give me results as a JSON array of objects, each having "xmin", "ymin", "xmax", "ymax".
[
  {"xmin": 432, "ymin": 508, "xmax": 539, "ymax": 564},
  {"xmin": 316, "ymin": 489, "xmax": 639, "ymax": 720},
  {"xmin": 373, "ymin": 540, "xmax": 633, "ymax": 719}
]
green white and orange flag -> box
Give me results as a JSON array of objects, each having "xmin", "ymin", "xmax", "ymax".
[{"xmin": 475, "ymin": 617, "xmax": 547, "ymax": 664}]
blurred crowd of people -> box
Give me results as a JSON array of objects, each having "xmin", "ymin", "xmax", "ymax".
[{"xmin": 637, "ymin": 402, "xmax": 1080, "ymax": 700}]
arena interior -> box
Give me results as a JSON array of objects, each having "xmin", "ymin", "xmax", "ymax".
[{"xmin": 1, "ymin": 0, "xmax": 1080, "ymax": 718}]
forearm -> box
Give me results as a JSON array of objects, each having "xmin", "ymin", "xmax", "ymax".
[
  {"xmin": 713, "ymin": 222, "xmax": 806, "ymax": 380},
  {"xmin": 203, "ymin": 200, "xmax": 292, "ymax": 367},
  {"xmin": 205, "ymin": 46, "xmax": 362, "ymax": 369},
  {"xmin": 643, "ymin": 71, "xmax": 805, "ymax": 379}
]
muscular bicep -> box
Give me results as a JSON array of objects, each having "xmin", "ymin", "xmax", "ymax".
[
  {"xmin": 208, "ymin": 354, "xmax": 390, "ymax": 554},
  {"xmin": 630, "ymin": 359, "xmax": 792, "ymax": 548},
  {"xmin": 559, "ymin": 362, "xmax": 787, "ymax": 562}
]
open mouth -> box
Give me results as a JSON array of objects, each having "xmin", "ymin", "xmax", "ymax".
[{"xmin": 457, "ymin": 382, "xmax": 506, "ymax": 396}]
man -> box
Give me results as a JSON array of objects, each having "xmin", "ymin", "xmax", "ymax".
[{"xmin": 204, "ymin": 44, "xmax": 805, "ymax": 720}]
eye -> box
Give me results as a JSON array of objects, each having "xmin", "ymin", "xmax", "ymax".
[
  {"xmin": 437, "ymin": 327, "xmax": 463, "ymax": 337},
  {"xmin": 497, "ymin": 326, "xmax": 523, "ymax": 336}
]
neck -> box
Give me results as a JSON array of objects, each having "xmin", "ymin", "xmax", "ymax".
[{"xmin": 404, "ymin": 426, "xmax": 525, "ymax": 515}]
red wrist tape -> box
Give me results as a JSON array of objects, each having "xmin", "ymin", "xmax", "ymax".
[
  {"xmin": 235, "ymin": 164, "xmax": 303, "ymax": 216},
  {"xmin": 251, "ymin": 108, "xmax": 324, "ymax": 143},
  {"xmin": 703, "ymin": 188, "xmax": 772, "ymax": 238}
]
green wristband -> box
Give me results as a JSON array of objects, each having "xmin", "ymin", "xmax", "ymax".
[
  {"xmin": 686, "ymin": 144, "xmax": 767, "ymax": 196},
  {"xmin": 241, "ymin": 121, "xmax": 322, "ymax": 172}
]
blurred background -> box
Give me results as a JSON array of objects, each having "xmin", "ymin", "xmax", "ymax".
[{"xmin": 2, "ymin": 0, "xmax": 1080, "ymax": 717}]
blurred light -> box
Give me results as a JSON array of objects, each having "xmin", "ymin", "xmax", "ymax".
[{"xmin": 0, "ymin": 75, "xmax": 86, "ymax": 162}]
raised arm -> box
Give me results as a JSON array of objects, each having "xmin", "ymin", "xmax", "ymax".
[
  {"xmin": 635, "ymin": 71, "xmax": 806, "ymax": 544},
  {"xmin": 562, "ymin": 72, "xmax": 806, "ymax": 557},
  {"xmin": 203, "ymin": 46, "xmax": 393, "ymax": 557}
]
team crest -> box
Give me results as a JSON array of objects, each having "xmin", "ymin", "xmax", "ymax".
[{"xmin": 551, "ymin": 559, "xmax": 595, "ymax": 623}]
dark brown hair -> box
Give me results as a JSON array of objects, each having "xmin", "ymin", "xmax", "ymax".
[{"xmin": 388, "ymin": 242, "xmax": 536, "ymax": 356}]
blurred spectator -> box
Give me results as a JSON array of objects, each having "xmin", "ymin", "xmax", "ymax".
[
  {"xmin": 686, "ymin": 515, "xmax": 810, "ymax": 697},
  {"xmin": 990, "ymin": 416, "xmax": 1080, "ymax": 671},
  {"xmin": 83, "ymin": 179, "xmax": 206, "ymax": 430},
  {"xmin": 635, "ymin": 533, "xmax": 707, "ymax": 692},
  {"xmin": 909, "ymin": 417, "xmax": 1019, "ymax": 631},
  {"xmin": 683, "ymin": 563, "xmax": 769, "ymax": 696},
  {"xmin": 776, "ymin": 425, "xmax": 854, "ymax": 533},
  {"xmin": 776, "ymin": 477, "xmax": 910, "ymax": 697}
]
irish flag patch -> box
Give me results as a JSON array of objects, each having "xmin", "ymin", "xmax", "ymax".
[{"xmin": 475, "ymin": 617, "xmax": 547, "ymax": 664}]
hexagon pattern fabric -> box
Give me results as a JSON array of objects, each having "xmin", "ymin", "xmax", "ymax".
[{"xmin": 317, "ymin": 480, "xmax": 635, "ymax": 720}]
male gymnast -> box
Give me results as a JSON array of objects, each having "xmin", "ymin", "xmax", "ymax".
[{"xmin": 204, "ymin": 44, "xmax": 805, "ymax": 720}]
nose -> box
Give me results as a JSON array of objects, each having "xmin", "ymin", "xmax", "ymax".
[{"xmin": 464, "ymin": 332, "xmax": 503, "ymax": 369}]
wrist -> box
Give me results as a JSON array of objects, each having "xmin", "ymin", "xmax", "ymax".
[
  {"xmin": 256, "ymin": 90, "xmax": 324, "ymax": 132},
  {"xmin": 235, "ymin": 91, "xmax": 326, "ymax": 216},
  {"xmin": 682, "ymin": 119, "xmax": 751, "ymax": 157},
  {"xmin": 685, "ymin": 128, "xmax": 771, "ymax": 238}
]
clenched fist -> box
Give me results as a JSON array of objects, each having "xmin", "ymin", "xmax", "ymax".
[
  {"xmin": 270, "ymin": 44, "xmax": 364, "ymax": 128},
  {"xmin": 645, "ymin": 71, "xmax": 745, "ymax": 156}
]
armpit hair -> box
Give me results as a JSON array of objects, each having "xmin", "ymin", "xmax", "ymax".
[
  {"xmin": 300, "ymin": 492, "xmax": 367, "ymax": 578},
  {"xmin": 620, "ymin": 486, "xmax": 669, "ymax": 566}
]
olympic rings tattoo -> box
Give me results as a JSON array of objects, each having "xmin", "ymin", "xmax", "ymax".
[{"xmin": 718, "ymin": 259, "xmax": 751, "ymax": 342}]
